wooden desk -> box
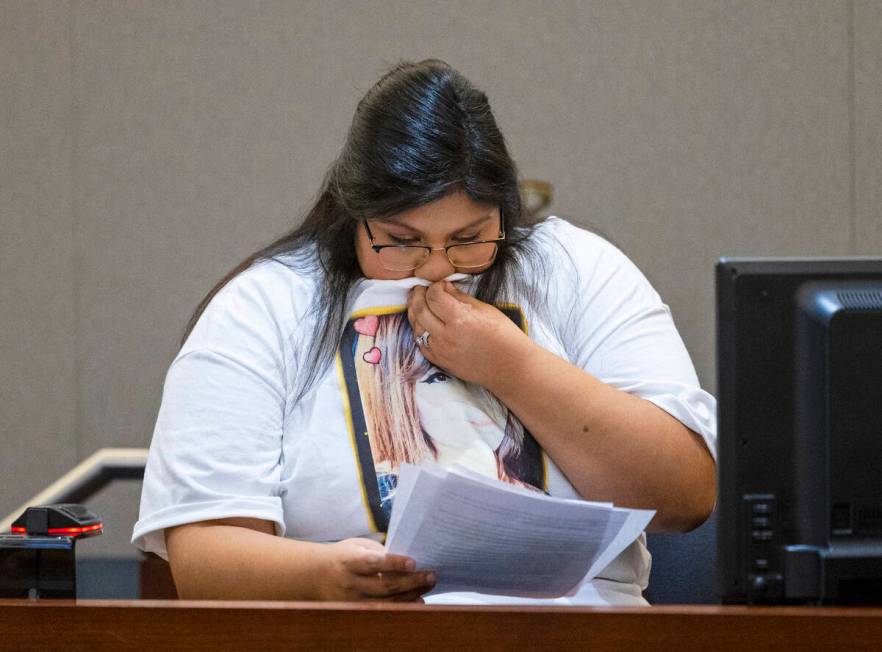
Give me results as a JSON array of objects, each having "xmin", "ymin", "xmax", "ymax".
[{"xmin": 1, "ymin": 601, "xmax": 881, "ymax": 651}]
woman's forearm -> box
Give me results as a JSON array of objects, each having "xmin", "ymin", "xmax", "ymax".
[
  {"xmin": 165, "ymin": 520, "xmax": 329, "ymax": 600},
  {"xmin": 486, "ymin": 341, "xmax": 716, "ymax": 533},
  {"xmin": 165, "ymin": 518, "xmax": 435, "ymax": 601}
]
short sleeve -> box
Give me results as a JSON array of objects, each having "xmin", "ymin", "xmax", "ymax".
[
  {"xmin": 132, "ymin": 260, "xmax": 302, "ymax": 559},
  {"xmin": 545, "ymin": 219, "xmax": 717, "ymax": 461}
]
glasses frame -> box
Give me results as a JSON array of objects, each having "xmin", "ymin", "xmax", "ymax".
[{"xmin": 363, "ymin": 214, "xmax": 506, "ymax": 272}]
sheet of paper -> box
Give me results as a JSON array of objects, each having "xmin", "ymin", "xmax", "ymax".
[
  {"xmin": 449, "ymin": 463, "xmax": 614, "ymax": 508},
  {"xmin": 584, "ymin": 506, "xmax": 655, "ymax": 580},
  {"xmin": 386, "ymin": 462, "xmax": 446, "ymax": 551},
  {"xmin": 385, "ymin": 461, "xmax": 430, "ymax": 541},
  {"xmin": 385, "ymin": 463, "xmax": 653, "ymax": 598}
]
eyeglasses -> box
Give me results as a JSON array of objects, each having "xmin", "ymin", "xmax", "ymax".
[{"xmin": 363, "ymin": 217, "xmax": 506, "ymax": 272}]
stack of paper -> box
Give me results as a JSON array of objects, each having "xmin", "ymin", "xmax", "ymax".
[{"xmin": 385, "ymin": 462, "xmax": 655, "ymax": 598}]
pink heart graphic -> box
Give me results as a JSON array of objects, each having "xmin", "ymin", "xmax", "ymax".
[
  {"xmin": 353, "ymin": 315, "xmax": 379, "ymax": 337},
  {"xmin": 362, "ymin": 347, "xmax": 382, "ymax": 365}
]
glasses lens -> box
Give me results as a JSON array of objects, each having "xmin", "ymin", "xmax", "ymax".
[
  {"xmin": 377, "ymin": 246, "xmax": 429, "ymax": 271},
  {"xmin": 447, "ymin": 242, "xmax": 498, "ymax": 268}
]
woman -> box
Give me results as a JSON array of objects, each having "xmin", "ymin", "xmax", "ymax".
[{"xmin": 132, "ymin": 59, "xmax": 717, "ymax": 604}]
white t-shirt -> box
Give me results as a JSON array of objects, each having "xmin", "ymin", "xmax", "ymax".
[{"xmin": 132, "ymin": 217, "xmax": 717, "ymax": 606}]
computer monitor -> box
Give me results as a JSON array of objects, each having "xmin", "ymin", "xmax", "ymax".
[{"xmin": 716, "ymin": 257, "xmax": 882, "ymax": 604}]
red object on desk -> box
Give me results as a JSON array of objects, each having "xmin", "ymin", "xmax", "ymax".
[{"xmin": 10, "ymin": 523, "xmax": 103, "ymax": 537}]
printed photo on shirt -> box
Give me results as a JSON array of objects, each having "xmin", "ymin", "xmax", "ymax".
[{"xmin": 338, "ymin": 307, "xmax": 546, "ymax": 532}]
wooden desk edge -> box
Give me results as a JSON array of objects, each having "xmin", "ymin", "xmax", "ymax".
[
  {"xmin": 2, "ymin": 601, "xmax": 881, "ymax": 651},
  {"xmin": 2, "ymin": 599, "xmax": 882, "ymax": 616}
]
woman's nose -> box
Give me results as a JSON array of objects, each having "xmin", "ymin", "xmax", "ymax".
[{"xmin": 414, "ymin": 248, "xmax": 456, "ymax": 282}]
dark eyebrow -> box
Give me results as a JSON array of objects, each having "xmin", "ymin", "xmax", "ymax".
[{"xmin": 375, "ymin": 213, "xmax": 494, "ymax": 235}]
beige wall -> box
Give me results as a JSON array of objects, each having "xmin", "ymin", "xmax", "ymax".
[{"xmin": 2, "ymin": 0, "xmax": 880, "ymax": 559}]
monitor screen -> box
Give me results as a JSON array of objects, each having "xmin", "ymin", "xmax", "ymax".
[{"xmin": 716, "ymin": 257, "xmax": 882, "ymax": 604}]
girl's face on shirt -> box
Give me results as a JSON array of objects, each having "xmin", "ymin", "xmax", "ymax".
[
  {"xmin": 355, "ymin": 191, "xmax": 502, "ymax": 282},
  {"xmin": 414, "ymin": 366, "xmax": 506, "ymax": 451}
]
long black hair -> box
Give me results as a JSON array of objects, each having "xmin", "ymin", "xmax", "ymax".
[{"xmin": 181, "ymin": 59, "xmax": 546, "ymax": 400}]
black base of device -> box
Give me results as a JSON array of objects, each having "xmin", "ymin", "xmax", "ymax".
[
  {"xmin": 728, "ymin": 543, "xmax": 882, "ymax": 605},
  {"xmin": 0, "ymin": 534, "xmax": 77, "ymax": 598}
]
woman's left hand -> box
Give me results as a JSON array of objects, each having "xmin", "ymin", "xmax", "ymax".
[{"xmin": 406, "ymin": 281, "xmax": 534, "ymax": 388}]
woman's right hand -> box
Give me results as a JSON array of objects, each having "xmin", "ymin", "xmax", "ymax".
[{"xmin": 316, "ymin": 537, "xmax": 436, "ymax": 602}]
